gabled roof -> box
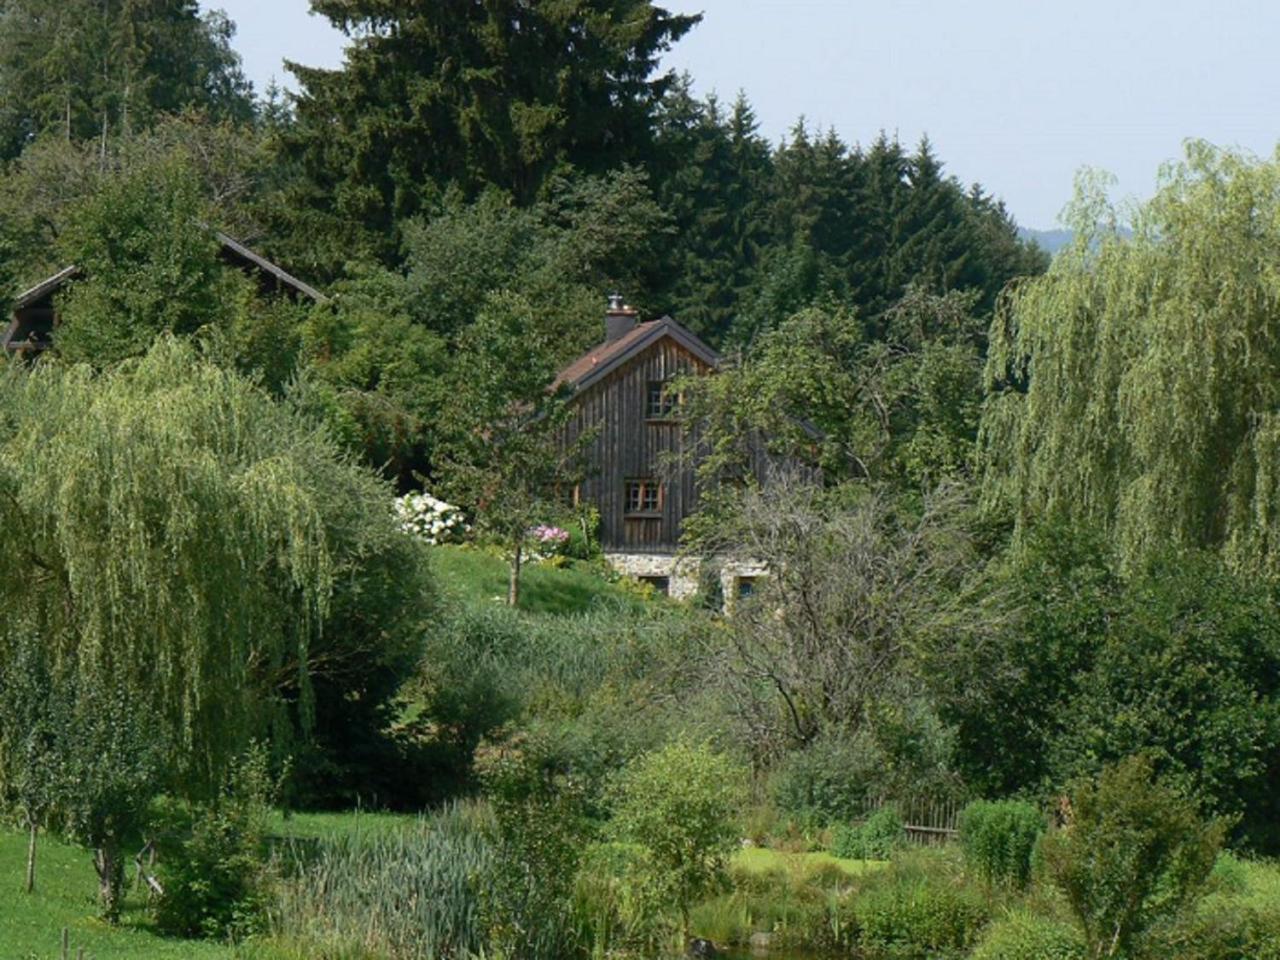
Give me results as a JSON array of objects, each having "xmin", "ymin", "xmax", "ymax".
[
  {"xmin": 554, "ymin": 316, "xmax": 720, "ymax": 393},
  {"xmin": 8, "ymin": 234, "xmax": 325, "ymax": 314}
]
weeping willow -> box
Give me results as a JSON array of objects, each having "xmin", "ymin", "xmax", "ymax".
[
  {"xmin": 981, "ymin": 143, "xmax": 1280, "ymax": 573},
  {"xmin": 0, "ymin": 338, "xmax": 402, "ymax": 791}
]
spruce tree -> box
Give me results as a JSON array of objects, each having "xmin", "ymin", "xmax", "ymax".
[
  {"xmin": 0, "ymin": 0, "xmax": 253, "ymax": 160},
  {"xmin": 278, "ymin": 0, "xmax": 699, "ymax": 271}
]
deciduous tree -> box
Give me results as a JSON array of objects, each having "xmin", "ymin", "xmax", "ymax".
[{"xmin": 981, "ymin": 142, "xmax": 1280, "ymax": 574}]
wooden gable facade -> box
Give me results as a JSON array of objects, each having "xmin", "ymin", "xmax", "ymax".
[
  {"xmin": 3, "ymin": 232, "xmax": 324, "ymax": 357},
  {"xmin": 555, "ymin": 302, "xmax": 720, "ymax": 554}
]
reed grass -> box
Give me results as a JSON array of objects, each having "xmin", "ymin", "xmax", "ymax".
[{"xmin": 269, "ymin": 801, "xmax": 493, "ymax": 960}]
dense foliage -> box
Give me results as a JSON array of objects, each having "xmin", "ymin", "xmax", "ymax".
[
  {"xmin": 927, "ymin": 534, "xmax": 1280, "ymax": 850},
  {"xmin": 279, "ymin": 0, "xmax": 698, "ymax": 265},
  {"xmin": 982, "ymin": 144, "xmax": 1280, "ymax": 575},
  {"xmin": 1039, "ymin": 756, "xmax": 1226, "ymax": 959},
  {"xmin": 3, "ymin": 2, "xmax": 1280, "ymax": 954},
  {"xmin": 0, "ymin": 0, "xmax": 253, "ymax": 160},
  {"xmin": 958, "ymin": 800, "xmax": 1044, "ymax": 889}
]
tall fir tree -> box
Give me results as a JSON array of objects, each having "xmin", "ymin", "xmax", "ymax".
[
  {"xmin": 276, "ymin": 0, "xmax": 699, "ymax": 274},
  {"xmin": 652, "ymin": 85, "xmax": 774, "ymax": 340}
]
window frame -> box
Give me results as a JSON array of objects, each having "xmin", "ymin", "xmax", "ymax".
[
  {"xmin": 645, "ymin": 379, "xmax": 678, "ymax": 421},
  {"xmin": 624, "ymin": 478, "xmax": 663, "ymax": 516},
  {"xmin": 638, "ymin": 575, "xmax": 671, "ymax": 596}
]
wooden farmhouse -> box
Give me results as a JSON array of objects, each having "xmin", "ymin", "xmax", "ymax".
[
  {"xmin": 554, "ymin": 297, "xmax": 777, "ymax": 600},
  {"xmin": 3, "ymin": 231, "xmax": 324, "ymax": 357}
]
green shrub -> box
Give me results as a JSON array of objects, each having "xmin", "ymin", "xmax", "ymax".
[
  {"xmin": 1146, "ymin": 898, "xmax": 1280, "ymax": 960},
  {"xmin": 831, "ymin": 807, "xmax": 906, "ymax": 860},
  {"xmin": 478, "ymin": 733, "xmax": 590, "ymax": 960},
  {"xmin": 959, "ymin": 799, "xmax": 1045, "ymax": 888},
  {"xmin": 562, "ymin": 505, "xmax": 601, "ymax": 560},
  {"xmin": 609, "ymin": 740, "xmax": 743, "ymax": 934},
  {"xmin": 156, "ymin": 745, "xmax": 279, "ymax": 939},
  {"xmin": 1208, "ymin": 852, "xmax": 1251, "ymax": 895},
  {"xmin": 574, "ymin": 841, "xmax": 670, "ymax": 953},
  {"xmin": 770, "ymin": 734, "xmax": 880, "ymax": 825},
  {"xmin": 1038, "ymin": 755, "xmax": 1226, "ymax": 959},
  {"xmin": 971, "ymin": 911, "xmax": 1085, "ymax": 960}
]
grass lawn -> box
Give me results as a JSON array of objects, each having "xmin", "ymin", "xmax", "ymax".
[
  {"xmin": 265, "ymin": 808, "xmax": 417, "ymax": 843},
  {"xmin": 430, "ymin": 543, "xmax": 648, "ymax": 616},
  {"xmin": 691, "ymin": 846, "xmax": 884, "ymax": 946},
  {"xmin": 0, "ymin": 812, "xmax": 424, "ymax": 960},
  {"xmin": 0, "ymin": 827, "xmax": 237, "ymax": 960}
]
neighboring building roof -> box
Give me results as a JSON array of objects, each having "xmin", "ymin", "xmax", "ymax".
[
  {"xmin": 12, "ymin": 265, "xmax": 82, "ymax": 311},
  {"xmin": 554, "ymin": 316, "xmax": 721, "ymax": 393},
  {"xmin": 213, "ymin": 231, "xmax": 326, "ymax": 302},
  {"xmin": 5, "ymin": 234, "xmax": 326, "ymax": 355},
  {"xmin": 8, "ymin": 233, "xmax": 325, "ymax": 315}
]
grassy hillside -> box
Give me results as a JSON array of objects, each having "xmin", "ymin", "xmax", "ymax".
[{"xmin": 430, "ymin": 544, "xmax": 652, "ymax": 615}]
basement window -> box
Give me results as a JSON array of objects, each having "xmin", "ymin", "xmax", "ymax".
[{"xmin": 639, "ymin": 575, "xmax": 670, "ymax": 596}]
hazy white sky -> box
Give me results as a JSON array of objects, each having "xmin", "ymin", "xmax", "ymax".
[{"xmin": 207, "ymin": 0, "xmax": 1280, "ymax": 229}]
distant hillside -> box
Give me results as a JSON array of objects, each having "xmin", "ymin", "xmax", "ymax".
[
  {"xmin": 1019, "ymin": 226, "xmax": 1136, "ymax": 256},
  {"xmin": 1018, "ymin": 228, "xmax": 1074, "ymax": 255}
]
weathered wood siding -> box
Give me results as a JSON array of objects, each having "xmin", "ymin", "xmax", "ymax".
[{"xmin": 565, "ymin": 338, "xmax": 711, "ymax": 552}]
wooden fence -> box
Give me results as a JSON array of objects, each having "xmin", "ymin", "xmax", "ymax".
[
  {"xmin": 851, "ymin": 794, "xmax": 963, "ymax": 846},
  {"xmin": 898, "ymin": 796, "xmax": 962, "ymax": 845}
]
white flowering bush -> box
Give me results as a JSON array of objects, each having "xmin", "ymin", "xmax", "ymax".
[{"xmin": 395, "ymin": 491, "xmax": 470, "ymax": 545}]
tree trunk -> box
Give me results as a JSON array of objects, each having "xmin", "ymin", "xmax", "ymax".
[
  {"xmin": 508, "ymin": 541, "xmax": 522, "ymax": 607},
  {"xmin": 24, "ymin": 818, "xmax": 37, "ymax": 894},
  {"xmin": 94, "ymin": 840, "xmax": 124, "ymax": 923}
]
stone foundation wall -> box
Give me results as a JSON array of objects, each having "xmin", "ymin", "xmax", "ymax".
[
  {"xmin": 603, "ymin": 552, "xmax": 701, "ymax": 599},
  {"xmin": 604, "ymin": 552, "xmax": 770, "ymax": 609}
]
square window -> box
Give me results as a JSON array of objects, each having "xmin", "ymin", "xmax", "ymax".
[
  {"xmin": 646, "ymin": 380, "xmax": 676, "ymax": 419},
  {"xmin": 625, "ymin": 479, "xmax": 662, "ymax": 515}
]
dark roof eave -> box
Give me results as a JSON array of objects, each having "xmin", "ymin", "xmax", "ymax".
[
  {"xmin": 10, "ymin": 235, "xmax": 326, "ymax": 315},
  {"xmin": 12, "ymin": 265, "xmax": 82, "ymax": 310},
  {"xmin": 214, "ymin": 232, "xmax": 327, "ymax": 303}
]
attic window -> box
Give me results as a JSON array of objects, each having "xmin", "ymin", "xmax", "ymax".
[
  {"xmin": 625, "ymin": 479, "xmax": 662, "ymax": 515},
  {"xmin": 646, "ymin": 381, "xmax": 677, "ymax": 420}
]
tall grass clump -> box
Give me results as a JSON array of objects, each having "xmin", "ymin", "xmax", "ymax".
[
  {"xmin": 270, "ymin": 801, "xmax": 494, "ymax": 959},
  {"xmin": 842, "ymin": 848, "xmax": 991, "ymax": 959},
  {"xmin": 959, "ymin": 799, "xmax": 1045, "ymax": 888},
  {"xmin": 971, "ymin": 911, "xmax": 1085, "ymax": 960}
]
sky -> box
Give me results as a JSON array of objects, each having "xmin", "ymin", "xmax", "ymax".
[{"xmin": 206, "ymin": 0, "xmax": 1280, "ymax": 229}]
